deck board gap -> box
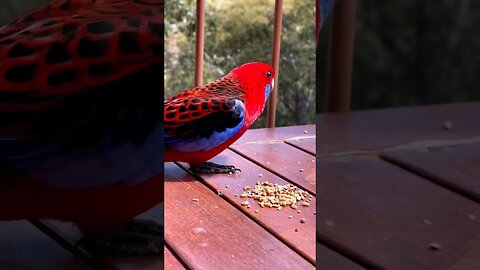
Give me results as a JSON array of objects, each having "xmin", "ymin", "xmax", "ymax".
[
  {"xmin": 30, "ymin": 220, "xmax": 98, "ymax": 269},
  {"xmin": 284, "ymin": 140, "xmax": 316, "ymax": 156},
  {"xmin": 171, "ymin": 161, "xmax": 316, "ymax": 266},
  {"xmin": 379, "ymin": 154, "xmax": 480, "ymax": 203},
  {"xmin": 165, "ymin": 240, "xmax": 192, "ymax": 270},
  {"xmin": 316, "ymin": 234, "xmax": 385, "ymax": 270},
  {"xmin": 227, "ymin": 146, "xmax": 316, "ymax": 196}
]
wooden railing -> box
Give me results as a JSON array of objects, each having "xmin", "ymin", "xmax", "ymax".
[
  {"xmin": 193, "ymin": 0, "xmax": 283, "ymax": 128},
  {"xmin": 194, "ymin": 0, "xmax": 357, "ymax": 126}
]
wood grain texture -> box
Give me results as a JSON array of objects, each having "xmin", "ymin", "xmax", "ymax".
[
  {"xmin": 233, "ymin": 125, "xmax": 315, "ymax": 145},
  {"xmin": 164, "ymin": 163, "xmax": 315, "ymax": 270},
  {"xmin": 0, "ymin": 221, "xmax": 90, "ymax": 270},
  {"xmin": 382, "ymin": 143, "xmax": 480, "ymax": 202},
  {"xmin": 32, "ymin": 201, "xmax": 164, "ymax": 270},
  {"xmin": 285, "ymin": 136, "xmax": 316, "ymax": 155},
  {"xmin": 164, "ymin": 246, "xmax": 186, "ymax": 270},
  {"xmin": 179, "ymin": 148, "xmax": 316, "ymax": 263},
  {"xmin": 317, "ymin": 242, "xmax": 365, "ymax": 270},
  {"xmin": 230, "ymin": 143, "xmax": 316, "ymax": 194},
  {"xmin": 317, "ymin": 155, "xmax": 480, "ymax": 270},
  {"xmin": 35, "ymin": 202, "xmax": 164, "ymax": 270},
  {"xmin": 316, "ymin": 102, "xmax": 480, "ymax": 156}
]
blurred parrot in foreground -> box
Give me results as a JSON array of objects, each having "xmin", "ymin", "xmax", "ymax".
[
  {"xmin": 164, "ymin": 62, "xmax": 275, "ymax": 173},
  {"xmin": 0, "ymin": 0, "xmax": 164, "ymax": 255}
]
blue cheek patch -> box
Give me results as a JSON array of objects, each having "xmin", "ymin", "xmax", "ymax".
[{"xmin": 265, "ymin": 84, "xmax": 272, "ymax": 100}]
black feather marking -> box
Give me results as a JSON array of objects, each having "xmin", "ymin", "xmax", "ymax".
[
  {"xmin": 124, "ymin": 18, "xmax": 142, "ymax": 28},
  {"xmin": 5, "ymin": 64, "xmax": 37, "ymax": 83},
  {"xmin": 88, "ymin": 63, "xmax": 114, "ymax": 77},
  {"xmin": 148, "ymin": 22, "xmax": 163, "ymax": 38},
  {"xmin": 61, "ymin": 24, "xmax": 78, "ymax": 38},
  {"xmin": 78, "ymin": 38, "xmax": 108, "ymax": 58},
  {"xmin": 87, "ymin": 20, "xmax": 116, "ymax": 34},
  {"xmin": 7, "ymin": 43, "xmax": 40, "ymax": 58},
  {"xmin": 118, "ymin": 32, "xmax": 141, "ymax": 54},
  {"xmin": 47, "ymin": 70, "xmax": 76, "ymax": 85},
  {"xmin": 46, "ymin": 42, "xmax": 72, "ymax": 64}
]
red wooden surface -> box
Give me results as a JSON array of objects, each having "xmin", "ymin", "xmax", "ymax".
[
  {"xmin": 30, "ymin": 199, "xmax": 165, "ymax": 270},
  {"xmin": 285, "ymin": 136, "xmax": 316, "ymax": 155},
  {"xmin": 382, "ymin": 143, "xmax": 480, "ymax": 202},
  {"xmin": 164, "ymin": 246, "xmax": 186, "ymax": 270},
  {"xmin": 0, "ymin": 221, "xmax": 90, "ymax": 270},
  {"xmin": 317, "ymin": 155, "xmax": 480, "ymax": 270},
  {"xmin": 164, "ymin": 163, "xmax": 315, "ymax": 270},
  {"xmin": 230, "ymin": 143, "xmax": 316, "ymax": 194},
  {"xmin": 3, "ymin": 103, "xmax": 479, "ymax": 269},
  {"xmin": 316, "ymin": 103, "xmax": 480, "ymax": 156},
  {"xmin": 178, "ymin": 148, "xmax": 316, "ymax": 263},
  {"xmin": 163, "ymin": 124, "xmax": 366, "ymax": 269},
  {"xmin": 317, "ymin": 242, "xmax": 366, "ymax": 270},
  {"xmin": 234, "ymin": 124, "xmax": 316, "ymax": 145}
]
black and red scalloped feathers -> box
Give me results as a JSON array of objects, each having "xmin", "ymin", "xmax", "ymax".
[
  {"xmin": 164, "ymin": 75, "xmax": 247, "ymax": 142},
  {"xmin": 0, "ymin": 0, "xmax": 163, "ymax": 97}
]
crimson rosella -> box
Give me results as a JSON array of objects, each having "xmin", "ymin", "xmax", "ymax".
[
  {"xmin": 0, "ymin": 0, "xmax": 164, "ymax": 255},
  {"xmin": 165, "ymin": 62, "xmax": 275, "ymax": 173}
]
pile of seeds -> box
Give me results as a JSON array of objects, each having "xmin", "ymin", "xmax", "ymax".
[{"xmin": 240, "ymin": 181, "xmax": 312, "ymax": 210}]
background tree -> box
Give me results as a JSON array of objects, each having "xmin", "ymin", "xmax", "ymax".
[
  {"xmin": 165, "ymin": 0, "xmax": 316, "ymax": 127},
  {"xmin": 2, "ymin": 0, "xmax": 478, "ymax": 126},
  {"xmin": 317, "ymin": 0, "xmax": 480, "ymax": 112}
]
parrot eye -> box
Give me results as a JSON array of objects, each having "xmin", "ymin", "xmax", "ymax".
[{"xmin": 266, "ymin": 71, "xmax": 272, "ymax": 79}]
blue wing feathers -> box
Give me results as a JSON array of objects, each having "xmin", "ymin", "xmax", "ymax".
[{"xmin": 165, "ymin": 99, "xmax": 245, "ymax": 152}]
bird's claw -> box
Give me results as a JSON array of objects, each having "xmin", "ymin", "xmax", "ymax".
[{"xmin": 190, "ymin": 162, "xmax": 241, "ymax": 174}]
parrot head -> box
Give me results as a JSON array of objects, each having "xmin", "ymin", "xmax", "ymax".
[{"xmin": 229, "ymin": 62, "xmax": 275, "ymax": 106}]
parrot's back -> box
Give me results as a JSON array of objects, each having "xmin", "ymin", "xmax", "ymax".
[{"xmin": 0, "ymin": 0, "xmax": 165, "ymax": 188}]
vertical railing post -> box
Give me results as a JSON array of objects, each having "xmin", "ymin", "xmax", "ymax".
[
  {"xmin": 194, "ymin": 0, "xmax": 205, "ymax": 87},
  {"xmin": 326, "ymin": 0, "xmax": 357, "ymax": 112},
  {"xmin": 267, "ymin": 0, "xmax": 283, "ymax": 128}
]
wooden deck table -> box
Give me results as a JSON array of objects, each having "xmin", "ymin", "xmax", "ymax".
[
  {"xmin": 0, "ymin": 102, "xmax": 479, "ymax": 270},
  {"xmin": 164, "ymin": 124, "xmax": 317, "ymax": 270}
]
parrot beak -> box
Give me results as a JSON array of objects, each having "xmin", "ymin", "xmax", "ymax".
[{"xmin": 271, "ymin": 79, "xmax": 275, "ymax": 91}]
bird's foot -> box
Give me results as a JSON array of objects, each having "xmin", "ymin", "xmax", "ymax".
[
  {"xmin": 77, "ymin": 219, "xmax": 163, "ymax": 256},
  {"xmin": 190, "ymin": 162, "xmax": 241, "ymax": 174}
]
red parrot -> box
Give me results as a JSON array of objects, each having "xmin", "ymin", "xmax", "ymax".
[
  {"xmin": 0, "ymin": 0, "xmax": 164, "ymax": 255},
  {"xmin": 164, "ymin": 62, "xmax": 275, "ymax": 173}
]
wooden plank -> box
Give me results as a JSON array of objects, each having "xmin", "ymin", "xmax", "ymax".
[
  {"xmin": 317, "ymin": 155, "xmax": 480, "ymax": 270},
  {"xmin": 233, "ymin": 125, "xmax": 315, "ymax": 145},
  {"xmin": 382, "ymin": 143, "xmax": 480, "ymax": 202},
  {"xmin": 230, "ymin": 143, "xmax": 316, "ymax": 194},
  {"xmin": 34, "ymin": 200, "xmax": 164, "ymax": 270},
  {"xmin": 164, "ymin": 163, "xmax": 314, "ymax": 270},
  {"xmin": 316, "ymin": 102, "xmax": 480, "ymax": 156},
  {"xmin": 285, "ymin": 136, "xmax": 316, "ymax": 155},
  {"xmin": 0, "ymin": 221, "xmax": 90, "ymax": 270},
  {"xmin": 29, "ymin": 175, "xmax": 164, "ymax": 270},
  {"xmin": 164, "ymin": 246, "xmax": 186, "ymax": 270},
  {"xmin": 317, "ymin": 242, "xmax": 365, "ymax": 270},
  {"xmin": 178, "ymin": 148, "xmax": 316, "ymax": 263}
]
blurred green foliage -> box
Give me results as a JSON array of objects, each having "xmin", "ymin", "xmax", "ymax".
[
  {"xmin": 2, "ymin": 0, "xmax": 478, "ymax": 127},
  {"xmin": 317, "ymin": 0, "xmax": 480, "ymax": 112},
  {"xmin": 165, "ymin": 0, "xmax": 316, "ymax": 128}
]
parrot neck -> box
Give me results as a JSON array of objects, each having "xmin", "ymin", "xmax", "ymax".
[
  {"xmin": 244, "ymin": 98, "xmax": 266, "ymax": 128},
  {"xmin": 223, "ymin": 72, "xmax": 267, "ymax": 128}
]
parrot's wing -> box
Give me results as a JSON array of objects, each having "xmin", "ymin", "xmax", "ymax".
[
  {"xmin": 0, "ymin": 0, "xmax": 163, "ymax": 100},
  {"xmin": 0, "ymin": 0, "xmax": 159, "ymax": 36},
  {"xmin": 164, "ymin": 95, "xmax": 245, "ymax": 152},
  {"xmin": 0, "ymin": 1, "xmax": 164, "ymax": 187},
  {"xmin": 0, "ymin": 0, "xmax": 163, "ymax": 139}
]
